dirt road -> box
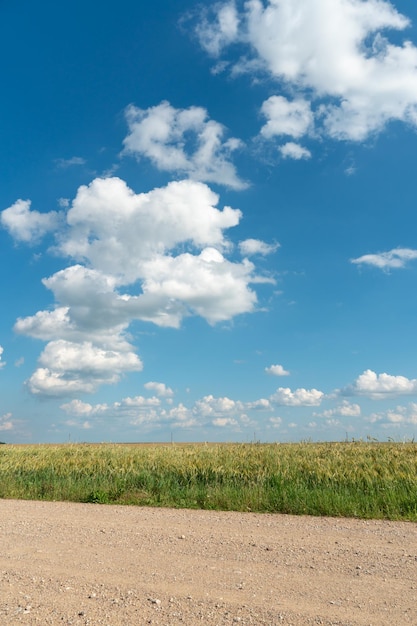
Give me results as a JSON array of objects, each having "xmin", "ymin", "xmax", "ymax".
[{"xmin": 0, "ymin": 499, "xmax": 416, "ymax": 625}]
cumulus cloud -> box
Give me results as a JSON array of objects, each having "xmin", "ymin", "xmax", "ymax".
[
  {"xmin": 368, "ymin": 402, "xmax": 417, "ymax": 426},
  {"xmin": 239, "ymin": 238, "xmax": 280, "ymax": 256},
  {"xmin": 196, "ymin": 0, "xmax": 417, "ymax": 142},
  {"xmin": 123, "ymin": 101, "xmax": 247, "ymax": 189},
  {"xmin": 351, "ymin": 247, "xmax": 417, "ymax": 270},
  {"xmin": 1, "ymin": 199, "xmax": 61, "ymax": 243},
  {"xmin": 144, "ymin": 381, "xmax": 174, "ymax": 397},
  {"xmin": 279, "ymin": 142, "xmax": 311, "ymax": 160},
  {"xmin": 0, "ymin": 346, "xmax": 5, "ymax": 369},
  {"xmin": 27, "ymin": 340, "xmax": 143, "ymax": 396},
  {"xmin": 271, "ymin": 387, "xmax": 324, "ymax": 406},
  {"xmin": 60, "ymin": 177, "xmax": 241, "ymax": 282},
  {"xmin": 265, "ymin": 364, "xmax": 290, "ymax": 377},
  {"xmin": 260, "ymin": 96, "xmax": 314, "ymax": 139},
  {"xmin": 195, "ymin": 2, "xmax": 240, "ymax": 56},
  {"xmin": 58, "ymin": 391, "xmax": 273, "ymax": 432},
  {"xmin": 345, "ymin": 369, "xmax": 417, "ymax": 399},
  {"xmin": 56, "ymin": 383, "xmax": 337, "ymax": 435},
  {"xmin": 194, "ymin": 394, "xmax": 238, "ymax": 417},
  {"xmin": 4, "ymin": 176, "xmax": 272, "ymax": 397}
]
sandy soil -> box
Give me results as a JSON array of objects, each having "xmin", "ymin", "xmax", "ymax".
[{"xmin": 0, "ymin": 500, "xmax": 416, "ymax": 625}]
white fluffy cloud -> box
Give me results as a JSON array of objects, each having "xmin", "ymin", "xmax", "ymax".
[
  {"xmin": 0, "ymin": 346, "xmax": 5, "ymax": 369},
  {"xmin": 239, "ymin": 238, "xmax": 279, "ymax": 256},
  {"xmin": 368, "ymin": 403, "xmax": 417, "ymax": 426},
  {"xmin": 60, "ymin": 177, "xmax": 241, "ymax": 281},
  {"xmin": 195, "ymin": 2, "xmax": 240, "ymax": 56},
  {"xmin": 59, "ymin": 390, "xmax": 273, "ymax": 432},
  {"xmin": 346, "ymin": 369, "xmax": 417, "ymax": 399},
  {"xmin": 123, "ymin": 101, "xmax": 247, "ymax": 189},
  {"xmin": 28, "ymin": 340, "xmax": 143, "ymax": 396},
  {"xmin": 3, "ymin": 176, "xmax": 270, "ymax": 397},
  {"xmin": 1, "ymin": 199, "xmax": 61, "ymax": 243},
  {"xmin": 261, "ymin": 96, "xmax": 314, "ymax": 139},
  {"xmin": 144, "ymin": 381, "xmax": 174, "ymax": 397},
  {"xmin": 351, "ymin": 247, "xmax": 417, "ymax": 270},
  {"xmin": 265, "ymin": 364, "xmax": 290, "ymax": 376},
  {"xmin": 279, "ymin": 142, "xmax": 311, "ymax": 160},
  {"xmin": 271, "ymin": 387, "xmax": 324, "ymax": 406},
  {"xmin": 197, "ymin": 0, "xmax": 417, "ymax": 142},
  {"xmin": 194, "ymin": 394, "xmax": 238, "ymax": 417}
]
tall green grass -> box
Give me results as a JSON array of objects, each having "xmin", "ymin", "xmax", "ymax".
[{"xmin": 0, "ymin": 442, "xmax": 416, "ymax": 520}]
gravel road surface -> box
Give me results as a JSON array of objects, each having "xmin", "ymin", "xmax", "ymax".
[{"xmin": 1, "ymin": 499, "xmax": 416, "ymax": 625}]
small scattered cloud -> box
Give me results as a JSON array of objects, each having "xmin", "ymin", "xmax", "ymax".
[
  {"xmin": 239, "ymin": 238, "xmax": 280, "ymax": 256},
  {"xmin": 0, "ymin": 412, "xmax": 13, "ymax": 431},
  {"xmin": 0, "ymin": 346, "xmax": 5, "ymax": 369},
  {"xmin": 315, "ymin": 400, "xmax": 361, "ymax": 418},
  {"xmin": 193, "ymin": 394, "xmax": 238, "ymax": 418},
  {"xmin": 271, "ymin": 387, "xmax": 324, "ymax": 406},
  {"xmin": 368, "ymin": 402, "xmax": 417, "ymax": 426},
  {"xmin": 260, "ymin": 96, "xmax": 314, "ymax": 139},
  {"xmin": 1, "ymin": 199, "xmax": 61, "ymax": 244},
  {"xmin": 279, "ymin": 142, "xmax": 311, "ymax": 160},
  {"xmin": 58, "ymin": 391, "xmax": 273, "ymax": 432},
  {"xmin": 195, "ymin": 1, "xmax": 240, "ymax": 57},
  {"xmin": 122, "ymin": 101, "xmax": 247, "ymax": 189},
  {"xmin": 144, "ymin": 381, "xmax": 174, "ymax": 397},
  {"xmin": 265, "ymin": 364, "xmax": 290, "ymax": 377},
  {"xmin": 351, "ymin": 248, "xmax": 417, "ymax": 270},
  {"xmin": 212, "ymin": 417, "xmax": 238, "ymax": 427},
  {"xmin": 60, "ymin": 399, "xmax": 108, "ymax": 416}
]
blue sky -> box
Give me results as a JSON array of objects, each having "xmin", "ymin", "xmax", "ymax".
[{"xmin": 2, "ymin": 0, "xmax": 417, "ymax": 443}]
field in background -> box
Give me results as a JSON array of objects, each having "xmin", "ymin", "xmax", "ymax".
[{"xmin": 0, "ymin": 442, "xmax": 416, "ymax": 521}]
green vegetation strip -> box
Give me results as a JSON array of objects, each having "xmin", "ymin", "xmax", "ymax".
[{"xmin": 0, "ymin": 442, "xmax": 416, "ymax": 520}]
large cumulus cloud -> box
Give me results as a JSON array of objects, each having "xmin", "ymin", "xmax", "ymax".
[{"xmin": 3, "ymin": 177, "xmax": 274, "ymax": 397}]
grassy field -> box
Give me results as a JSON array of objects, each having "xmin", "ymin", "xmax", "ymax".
[{"xmin": 0, "ymin": 442, "xmax": 416, "ymax": 520}]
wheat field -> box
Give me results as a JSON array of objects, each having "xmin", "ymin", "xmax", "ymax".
[{"xmin": 0, "ymin": 442, "xmax": 416, "ymax": 520}]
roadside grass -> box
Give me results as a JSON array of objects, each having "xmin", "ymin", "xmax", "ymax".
[{"xmin": 0, "ymin": 442, "xmax": 416, "ymax": 520}]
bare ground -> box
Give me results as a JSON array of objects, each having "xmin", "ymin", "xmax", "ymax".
[{"xmin": 0, "ymin": 500, "xmax": 416, "ymax": 625}]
